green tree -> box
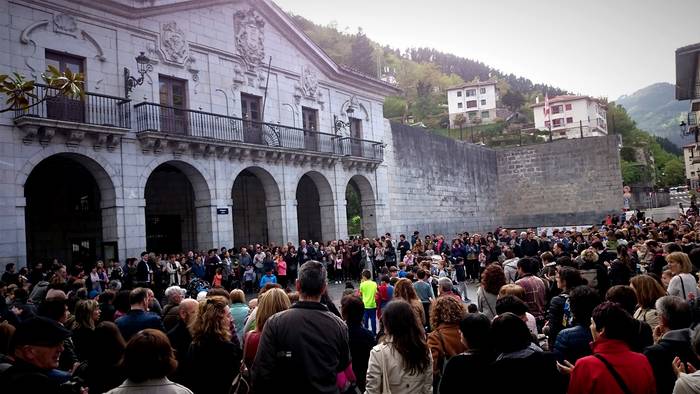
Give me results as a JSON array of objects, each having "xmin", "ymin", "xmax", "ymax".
[
  {"xmin": 621, "ymin": 160, "xmax": 645, "ymax": 184},
  {"xmin": 661, "ymin": 158, "xmax": 686, "ymax": 187},
  {"xmin": 453, "ymin": 113, "xmax": 466, "ymax": 129},
  {"xmin": 349, "ymin": 28, "xmax": 377, "ymax": 76},
  {"xmin": 501, "ymin": 90, "xmax": 525, "ymax": 111}
]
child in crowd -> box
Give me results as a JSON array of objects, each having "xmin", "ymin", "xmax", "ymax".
[
  {"xmin": 275, "ymin": 252, "xmax": 287, "ymax": 289},
  {"xmin": 243, "ymin": 265, "xmax": 255, "ymax": 293},
  {"xmin": 335, "ymin": 253, "xmax": 344, "ymax": 284},
  {"xmin": 259, "ymin": 268, "xmax": 277, "ymax": 288},
  {"xmin": 212, "ymin": 267, "xmax": 223, "ymax": 288},
  {"xmin": 397, "ymin": 262, "xmax": 408, "ymax": 278}
]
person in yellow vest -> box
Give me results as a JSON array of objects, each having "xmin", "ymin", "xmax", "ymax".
[{"xmin": 359, "ymin": 269, "xmax": 378, "ymax": 334}]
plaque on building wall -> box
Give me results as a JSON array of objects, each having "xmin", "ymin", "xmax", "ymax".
[
  {"xmin": 159, "ymin": 21, "xmax": 189, "ymax": 65},
  {"xmin": 217, "ymin": 208, "xmax": 230, "ymax": 215}
]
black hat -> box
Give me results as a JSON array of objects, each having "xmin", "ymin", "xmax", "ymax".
[{"xmin": 12, "ymin": 316, "xmax": 70, "ymax": 348}]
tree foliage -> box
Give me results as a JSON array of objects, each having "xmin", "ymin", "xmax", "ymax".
[
  {"xmin": 0, "ymin": 66, "xmax": 84, "ymax": 113},
  {"xmin": 349, "ymin": 28, "xmax": 377, "ymax": 76}
]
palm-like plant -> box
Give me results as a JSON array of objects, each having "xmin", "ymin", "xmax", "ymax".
[{"xmin": 0, "ymin": 65, "xmax": 84, "ymax": 113}]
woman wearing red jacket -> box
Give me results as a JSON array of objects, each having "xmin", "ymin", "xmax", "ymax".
[{"xmin": 566, "ymin": 301, "xmax": 656, "ymax": 394}]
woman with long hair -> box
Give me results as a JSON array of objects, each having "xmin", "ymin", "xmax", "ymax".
[
  {"xmin": 477, "ymin": 264, "xmax": 506, "ymax": 320},
  {"xmin": 71, "ymin": 298, "xmax": 100, "ymax": 361},
  {"xmin": 544, "ymin": 266, "xmax": 584, "ymax": 348},
  {"xmin": 183, "ymin": 296, "xmax": 242, "ymax": 394},
  {"xmin": 365, "ymin": 300, "xmax": 432, "ymax": 393},
  {"xmin": 393, "ymin": 278, "xmax": 425, "ymax": 327},
  {"xmin": 609, "ymin": 244, "xmax": 634, "ymax": 286},
  {"xmin": 630, "ymin": 274, "xmax": 666, "ymax": 330},
  {"xmin": 427, "ymin": 297, "xmax": 466, "ymax": 382},
  {"xmin": 81, "ymin": 321, "xmax": 127, "ymax": 394},
  {"xmin": 243, "ymin": 288, "xmax": 290, "ymax": 368}
]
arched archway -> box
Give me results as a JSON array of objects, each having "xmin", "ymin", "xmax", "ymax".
[
  {"xmin": 346, "ymin": 175, "xmax": 378, "ymax": 238},
  {"xmin": 296, "ymin": 171, "xmax": 336, "ymax": 243},
  {"xmin": 231, "ymin": 167, "xmax": 283, "ymax": 246},
  {"xmin": 23, "ymin": 153, "xmax": 118, "ymax": 266},
  {"xmin": 144, "ymin": 161, "xmax": 213, "ymax": 253}
]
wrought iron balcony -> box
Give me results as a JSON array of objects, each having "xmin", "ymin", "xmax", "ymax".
[
  {"xmin": 13, "ymin": 84, "xmax": 130, "ymax": 147},
  {"xmin": 133, "ymin": 102, "xmax": 383, "ymax": 162}
]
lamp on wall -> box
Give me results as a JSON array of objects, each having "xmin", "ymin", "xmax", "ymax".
[
  {"xmin": 124, "ymin": 52, "xmax": 153, "ymax": 98},
  {"xmin": 334, "ymin": 97, "xmax": 357, "ymax": 133}
]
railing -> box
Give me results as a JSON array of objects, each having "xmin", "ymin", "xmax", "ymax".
[
  {"xmin": 688, "ymin": 112, "xmax": 698, "ymax": 127},
  {"xmin": 14, "ymin": 84, "xmax": 130, "ymax": 128},
  {"xmin": 134, "ymin": 102, "xmax": 383, "ymax": 160}
]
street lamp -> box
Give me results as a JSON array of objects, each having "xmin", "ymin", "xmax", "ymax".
[
  {"xmin": 334, "ymin": 99, "xmax": 356, "ymax": 133},
  {"xmin": 124, "ymin": 52, "xmax": 153, "ymax": 98}
]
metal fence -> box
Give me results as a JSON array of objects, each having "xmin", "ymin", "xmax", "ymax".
[
  {"xmin": 14, "ymin": 84, "xmax": 130, "ymax": 128},
  {"xmin": 134, "ymin": 102, "xmax": 383, "ymax": 160}
]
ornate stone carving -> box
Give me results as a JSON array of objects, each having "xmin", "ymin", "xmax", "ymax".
[
  {"xmin": 53, "ymin": 14, "xmax": 78, "ymax": 37},
  {"xmin": 301, "ymin": 65, "xmax": 318, "ymax": 98},
  {"xmin": 234, "ymin": 9, "xmax": 265, "ymax": 70},
  {"xmin": 159, "ymin": 21, "xmax": 189, "ymax": 65}
]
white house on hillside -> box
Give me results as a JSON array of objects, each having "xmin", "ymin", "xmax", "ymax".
[
  {"xmin": 532, "ymin": 95, "xmax": 607, "ymax": 140},
  {"xmin": 447, "ymin": 80, "xmax": 498, "ymax": 127}
]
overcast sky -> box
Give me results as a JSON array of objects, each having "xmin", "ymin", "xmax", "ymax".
[{"xmin": 274, "ymin": 0, "xmax": 700, "ymax": 99}]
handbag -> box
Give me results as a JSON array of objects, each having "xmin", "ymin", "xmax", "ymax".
[
  {"xmin": 230, "ymin": 334, "xmax": 252, "ymax": 394},
  {"xmin": 593, "ymin": 354, "xmax": 632, "ymax": 394},
  {"xmin": 381, "ymin": 346, "xmax": 392, "ymax": 394}
]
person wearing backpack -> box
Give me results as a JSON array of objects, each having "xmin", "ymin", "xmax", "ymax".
[
  {"xmin": 564, "ymin": 302, "xmax": 656, "ymax": 394},
  {"xmin": 579, "ymin": 248, "xmax": 610, "ymax": 298}
]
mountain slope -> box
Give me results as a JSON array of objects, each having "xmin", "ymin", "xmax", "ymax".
[{"xmin": 616, "ymin": 83, "xmax": 691, "ymax": 148}]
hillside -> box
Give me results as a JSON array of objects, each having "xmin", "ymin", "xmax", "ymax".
[{"xmin": 616, "ymin": 83, "xmax": 691, "ymax": 149}]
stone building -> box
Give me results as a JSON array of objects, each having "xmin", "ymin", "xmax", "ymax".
[
  {"xmin": 0, "ymin": 0, "xmax": 399, "ymax": 266},
  {"xmin": 0, "ymin": 0, "xmax": 624, "ymax": 268}
]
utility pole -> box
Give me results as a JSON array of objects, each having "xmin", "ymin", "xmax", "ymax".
[{"xmin": 580, "ymin": 120, "xmax": 584, "ymax": 139}]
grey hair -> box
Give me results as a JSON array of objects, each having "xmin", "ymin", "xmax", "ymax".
[
  {"xmin": 298, "ymin": 260, "xmax": 327, "ymax": 297},
  {"xmin": 165, "ymin": 285, "xmax": 185, "ymax": 302},
  {"xmin": 655, "ymin": 295, "xmax": 691, "ymax": 330},
  {"xmin": 438, "ymin": 277, "xmax": 453, "ymax": 292}
]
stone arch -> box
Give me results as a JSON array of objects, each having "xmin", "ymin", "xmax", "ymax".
[
  {"xmin": 20, "ymin": 151, "xmax": 120, "ymax": 266},
  {"xmin": 231, "ymin": 166, "xmax": 284, "ymax": 246},
  {"xmin": 295, "ymin": 170, "xmax": 336, "ymax": 243},
  {"xmin": 142, "ymin": 159, "xmax": 214, "ymax": 253},
  {"xmin": 344, "ymin": 174, "xmax": 378, "ymax": 238}
]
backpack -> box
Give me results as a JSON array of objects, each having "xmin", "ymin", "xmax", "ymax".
[{"xmin": 580, "ymin": 268, "xmax": 599, "ymax": 288}]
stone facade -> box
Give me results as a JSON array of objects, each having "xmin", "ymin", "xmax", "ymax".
[{"xmin": 0, "ymin": 0, "xmax": 624, "ymax": 268}]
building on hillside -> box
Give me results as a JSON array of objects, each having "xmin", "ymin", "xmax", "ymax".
[
  {"xmin": 0, "ymin": 0, "xmax": 400, "ymax": 267},
  {"xmin": 531, "ymin": 95, "xmax": 608, "ymax": 140},
  {"xmin": 447, "ymin": 79, "xmax": 499, "ymax": 128},
  {"xmin": 683, "ymin": 144, "xmax": 700, "ymax": 189},
  {"xmin": 676, "ymin": 43, "xmax": 700, "ymax": 145}
]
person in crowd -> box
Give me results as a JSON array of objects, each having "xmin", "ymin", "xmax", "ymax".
[
  {"xmin": 631, "ymin": 274, "xmax": 667, "ymax": 331},
  {"xmin": 438, "ymin": 313, "xmax": 494, "ymax": 393},
  {"xmin": 243, "ymin": 288, "xmax": 290, "ymax": 368},
  {"xmin": 359, "ymin": 269, "xmax": 378, "ymax": 334},
  {"xmin": 553, "ymin": 285, "xmax": 600, "ymax": 363},
  {"xmin": 115, "ymin": 287, "xmax": 164, "ymax": 341},
  {"xmin": 376, "ymin": 275, "xmax": 393, "ymax": 321},
  {"xmin": 666, "ymin": 252, "xmax": 699, "ymax": 301},
  {"xmin": 545, "ymin": 266, "xmax": 584, "ymax": 348},
  {"xmin": 71, "ymin": 298, "xmax": 100, "ymax": 361},
  {"xmin": 498, "ymin": 284, "xmax": 538, "ymax": 334},
  {"xmin": 107, "ymin": 329, "xmax": 192, "ymax": 394},
  {"xmin": 0, "ymin": 316, "xmax": 79, "ymax": 392},
  {"xmin": 605, "ymin": 285, "xmax": 654, "ymax": 352},
  {"xmin": 98, "ymin": 289, "xmax": 117, "ymax": 322},
  {"xmin": 228, "ymin": 289, "xmax": 249, "ymax": 343},
  {"xmin": 565, "ymin": 302, "xmax": 656, "ymax": 394},
  {"xmin": 414, "ymin": 269, "xmax": 435, "ymax": 325},
  {"xmin": 427, "ymin": 296, "xmax": 467, "ymax": 382},
  {"xmin": 365, "ymin": 300, "xmax": 432, "ymax": 393},
  {"xmin": 167, "ymin": 298, "xmax": 198, "ymax": 374},
  {"xmin": 183, "ymin": 295, "xmax": 241, "ymax": 394},
  {"xmin": 609, "ymin": 244, "xmax": 634, "ymax": 286},
  {"xmin": 515, "ymin": 257, "xmax": 547, "ymax": 328},
  {"xmin": 81, "ymin": 321, "xmax": 127, "ymax": 394},
  {"xmin": 162, "ymin": 285, "xmax": 185, "ymax": 332},
  {"xmin": 672, "ymin": 327, "xmax": 700, "ymax": 394},
  {"xmin": 477, "ymin": 263, "xmax": 506, "ymax": 320},
  {"xmin": 393, "ymin": 278, "xmax": 426, "ymax": 328},
  {"xmin": 36, "ymin": 296, "xmax": 78, "ymax": 372},
  {"xmin": 579, "ymin": 247, "xmax": 611, "ymax": 297},
  {"xmin": 252, "ymin": 261, "xmax": 350, "ymax": 392},
  {"xmin": 437, "ymin": 277, "xmax": 462, "ymax": 301},
  {"xmin": 490, "ymin": 312, "xmax": 563, "ymax": 393},
  {"xmin": 341, "ymin": 295, "xmax": 376, "ymax": 391},
  {"xmin": 645, "ymin": 296, "xmax": 697, "ymax": 394}
]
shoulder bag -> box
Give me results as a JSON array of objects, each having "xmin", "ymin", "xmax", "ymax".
[{"xmin": 593, "ymin": 354, "xmax": 632, "ymax": 394}]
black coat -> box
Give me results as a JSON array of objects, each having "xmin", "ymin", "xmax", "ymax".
[
  {"xmin": 347, "ymin": 324, "xmax": 376, "ymax": 391},
  {"xmin": 644, "ymin": 328, "xmax": 700, "ymax": 394},
  {"xmin": 490, "ymin": 350, "xmax": 564, "ymax": 394},
  {"xmin": 439, "ymin": 351, "xmax": 494, "ymax": 394},
  {"xmin": 184, "ymin": 338, "xmax": 242, "ymax": 394}
]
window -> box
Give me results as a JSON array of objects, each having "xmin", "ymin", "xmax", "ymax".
[
  {"xmin": 302, "ymin": 107, "xmax": 318, "ymax": 131},
  {"xmin": 349, "ymin": 117, "xmax": 363, "ymax": 156},
  {"xmin": 481, "ymin": 111, "xmax": 490, "ymax": 119},
  {"xmin": 45, "ymin": 51, "xmax": 85, "ymax": 123},
  {"xmin": 468, "ymin": 111, "xmax": 477, "ymax": 120},
  {"xmin": 456, "ymin": 91, "xmax": 462, "ymax": 97},
  {"xmin": 565, "ymin": 104, "xmax": 572, "ymax": 111},
  {"xmin": 480, "ymin": 99, "xmax": 486, "ymax": 106},
  {"xmin": 466, "ymin": 89, "xmax": 476, "ymax": 97},
  {"xmin": 466, "ymin": 100, "xmax": 477, "ymax": 108},
  {"xmin": 159, "ymin": 75, "xmax": 188, "ymax": 134},
  {"xmin": 479, "ymin": 87, "xmax": 486, "ymax": 94},
  {"xmin": 457, "ymin": 102, "xmax": 463, "ymax": 109},
  {"xmin": 551, "ymin": 105, "xmax": 563, "ymax": 114},
  {"xmin": 545, "ymin": 120, "xmax": 550, "ymax": 128},
  {"xmin": 552, "ymin": 118, "xmax": 563, "ymax": 127},
  {"xmin": 241, "ymin": 93, "xmax": 263, "ymax": 143},
  {"xmin": 566, "ymin": 117, "xmax": 573, "ymax": 124}
]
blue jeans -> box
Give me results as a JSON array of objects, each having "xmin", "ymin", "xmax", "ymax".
[{"xmin": 363, "ymin": 308, "xmax": 377, "ymax": 334}]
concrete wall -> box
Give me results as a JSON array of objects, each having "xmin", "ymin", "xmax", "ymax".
[
  {"xmin": 388, "ymin": 122, "xmax": 623, "ymax": 235},
  {"xmin": 496, "ymin": 135, "xmax": 622, "ymax": 228}
]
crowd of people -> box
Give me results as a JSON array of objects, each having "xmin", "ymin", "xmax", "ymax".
[{"xmin": 2, "ymin": 210, "xmax": 700, "ymax": 393}]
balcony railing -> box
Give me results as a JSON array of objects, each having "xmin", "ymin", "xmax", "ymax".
[
  {"xmin": 134, "ymin": 102, "xmax": 383, "ymax": 160},
  {"xmin": 688, "ymin": 112, "xmax": 698, "ymax": 127},
  {"xmin": 14, "ymin": 84, "xmax": 130, "ymax": 128}
]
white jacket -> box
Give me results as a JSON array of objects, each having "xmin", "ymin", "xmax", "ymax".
[{"xmin": 365, "ymin": 340, "xmax": 432, "ymax": 394}]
